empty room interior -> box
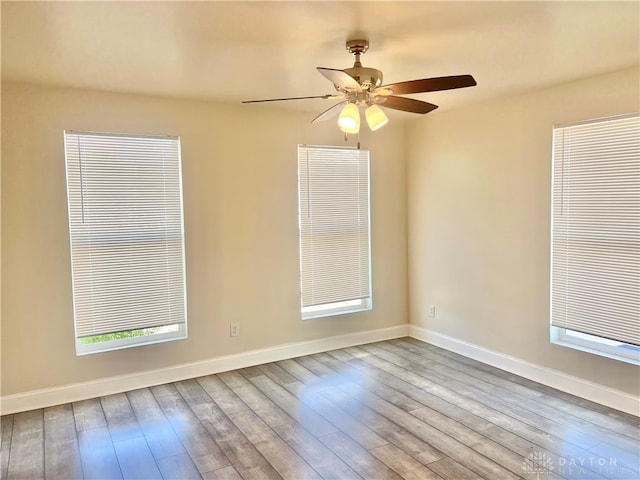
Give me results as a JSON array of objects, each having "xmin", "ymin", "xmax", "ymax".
[{"xmin": 1, "ymin": 2, "xmax": 639, "ymax": 479}]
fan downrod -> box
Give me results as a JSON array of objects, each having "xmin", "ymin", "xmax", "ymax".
[{"xmin": 344, "ymin": 39, "xmax": 382, "ymax": 91}]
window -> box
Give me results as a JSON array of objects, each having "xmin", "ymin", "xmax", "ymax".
[
  {"xmin": 64, "ymin": 131, "xmax": 187, "ymax": 355},
  {"xmin": 550, "ymin": 113, "xmax": 639, "ymax": 365},
  {"xmin": 298, "ymin": 145, "xmax": 372, "ymax": 319}
]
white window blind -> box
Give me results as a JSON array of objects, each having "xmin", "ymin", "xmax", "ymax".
[
  {"xmin": 550, "ymin": 113, "xmax": 639, "ymax": 346},
  {"xmin": 64, "ymin": 131, "xmax": 187, "ymax": 351},
  {"xmin": 298, "ymin": 145, "xmax": 371, "ymax": 316}
]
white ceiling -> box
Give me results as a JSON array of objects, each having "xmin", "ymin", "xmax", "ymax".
[{"xmin": 2, "ymin": 1, "xmax": 639, "ymax": 116}]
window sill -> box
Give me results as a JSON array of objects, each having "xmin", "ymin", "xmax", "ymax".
[
  {"xmin": 302, "ymin": 299, "xmax": 372, "ymax": 320},
  {"xmin": 76, "ymin": 325, "xmax": 187, "ymax": 355},
  {"xmin": 550, "ymin": 327, "xmax": 640, "ymax": 366}
]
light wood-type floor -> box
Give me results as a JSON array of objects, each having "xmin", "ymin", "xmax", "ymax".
[{"xmin": 1, "ymin": 338, "xmax": 639, "ymax": 479}]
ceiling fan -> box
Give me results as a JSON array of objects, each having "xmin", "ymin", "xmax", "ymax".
[{"xmin": 243, "ymin": 39, "xmax": 476, "ymax": 135}]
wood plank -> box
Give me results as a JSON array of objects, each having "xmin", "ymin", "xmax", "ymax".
[
  {"xmin": 380, "ymin": 341, "xmax": 602, "ymax": 446},
  {"xmin": 288, "ymin": 354, "xmax": 341, "ymax": 380},
  {"xmin": 402, "ymin": 337, "xmax": 632, "ymax": 424},
  {"xmin": 151, "ymin": 383, "xmax": 231, "ymax": 474},
  {"xmin": 1, "ymin": 414, "xmax": 14, "ymax": 480},
  {"xmin": 100, "ymin": 393, "xmax": 143, "ymax": 443},
  {"xmin": 155, "ymin": 452, "xmax": 202, "ymax": 479},
  {"xmin": 310, "ymin": 351, "xmax": 522, "ymax": 479},
  {"xmin": 427, "ymin": 457, "xmax": 482, "ymax": 480},
  {"xmin": 275, "ymin": 358, "xmax": 334, "ymax": 390},
  {"xmin": 6, "ymin": 409, "xmax": 44, "ymax": 479},
  {"xmin": 355, "ymin": 343, "xmax": 630, "ymax": 477},
  {"xmin": 317, "ymin": 431, "xmax": 403, "ymax": 480},
  {"xmin": 257, "ymin": 362, "xmax": 299, "ymax": 385},
  {"xmin": 329, "ymin": 351, "xmax": 544, "ymax": 478},
  {"xmin": 126, "ymin": 387, "xmax": 186, "ymax": 460},
  {"xmin": 174, "ymin": 378, "xmax": 214, "ymax": 406},
  {"xmin": 175, "ymin": 379, "xmax": 283, "ymax": 480},
  {"xmin": 72, "ymin": 399, "xmax": 107, "ymax": 432},
  {"xmin": 202, "ymin": 464, "xmax": 244, "ymax": 480},
  {"xmin": 369, "ymin": 443, "xmax": 443, "ymax": 480},
  {"xmin": 393, "ymin": 339, "xmax": 546, "ymax": 399},
  {"xmin": 380, "ymin": 341, "xmax": 637, "ymax": 452},
  {"xmin": 76, "ymin": 426, "xmax": 123, "ymax": 480},
  {"xmin": 378, "ymin": 341, "xmax": 640, "ymax": 478},
  {"xmin": 308, "ymin": 353, "xmax": 424, "ymax": 412},
  {"xmin": 196, "ymin": 374, "xmax": 251, "ymax": 416},
  {"xmin": 282, "ymin": 358, "xmax": 447, "ymax": 472},
  {"xmin": 227, "ymin": 410, "xmax": 321, "ymax": 480},
  {"xmin": 112, "ymin": 436, "xmax": 162, "ymax": 479},
  {"xmin": 359, "ymin": 346, "xmax": 629, "ymax": 479},
  {"xmin": 218, "ymin": 371, "xmax": 293, "ymax": 429},
  {"xmin": 3, "ymin": 339, "xmax": 638, "ymax": 480},
  {"xmin": 236, "ymin": 366, "xmax": 266, "ymax": 380},
  {"xmin": 257, "ymin": 366, "xmax": 389, "ymax": 451},
  {"xmin": 395, "ymin": 339, "xmax": 640, "ymax": 442},
  {"xmin": 585, "ymin": 441, "xmax": 640, "ymax": 476},
  {"xmin": 405, "ymin": 338, "xmax": 640, "ymax": 432},
  {"xmin": 277, "ymin": 357, "xmax": 446, "ymax": 466},
  {"xmin": 273, "ymin": 422, "xmax": 363, "ymax": 479},
  {"xmin": 411, "ymin": 407, "xmax": 564, "ymax": 480},
  {"xmin": 217, "ymin": 370, "xmax": 249, "ymax": 389},
  {"xmin": 318, "ymin": 386, "xmax": 446, "ymax": 465},
  {"xmin": 43, "ymin": 404, "xmax": 83, "ymax": 479},
  {"xmin": 189, "ymin": 402, "xmax": 283, "ymax": 480},
  {"xmin": 391, "ymin": 345, "xmax": 638, "ymax": 475},
  {"xmin": 74, "ymin": 396, "xmax": 122, "ymax": 480},
  {"xmin": 245, "ymin": 373, "xmax": 339, "ymax": 438}
]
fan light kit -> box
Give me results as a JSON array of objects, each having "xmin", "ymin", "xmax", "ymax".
[{"xmin": 243, "ymin": 39, "xmax": 476, "ymax": 139}]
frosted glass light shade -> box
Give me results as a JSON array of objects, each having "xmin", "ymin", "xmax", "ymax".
[
  {"xmin": 365, "ymin": 104, "xmax": 389, "ymax": 131},
  {"xmin": 338, "ymin": 103, "xmax": 360, "ymax": 134}
]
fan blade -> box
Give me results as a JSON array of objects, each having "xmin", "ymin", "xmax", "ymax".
[
  {"xmin": 381, "ymin": 96, "xmax": 438, "ymax": 114},
  {"xmin": 243, "ymin": 94, "xmax": 336, "ymax": 103},
  {"xmin": 311, "ymin": 101, "xmax": 347, "ymax": 124},
  {"xmin": 381, "ymin": 75, "xmax": 476, "ymax": 95},
  {"xmin": 317, "ymin": 67, "xmax": 362, "ymax": 92}
]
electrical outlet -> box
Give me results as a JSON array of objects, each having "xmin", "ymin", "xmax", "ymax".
[
  {"xmin": 230, "ymin": 323, "xmax": 240, "ymax": 337},
  {"xmin": 428, "ymin": 305, "xmax": 436, "ymax": 318}
]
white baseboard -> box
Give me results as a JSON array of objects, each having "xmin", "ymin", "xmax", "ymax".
[
  {"xmin": 5, "ymin": 324, "xmax": 636, "ymax": 417},
  {"xmin": 409, "ymin": 325, "xmax": 639, "ymax": 417},
  {"xmin": 1, "ymin": 324, "xmax": 409, "ymax": 415}
]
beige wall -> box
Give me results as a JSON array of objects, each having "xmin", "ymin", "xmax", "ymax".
[
  {"xmin": 407, "ymin": 67, "xmax": 640, "ymax": 395},
  {"xmin": 1, "ymin": 82, "xmax": 408, "ymax": 395},
  {"xmin": 4, "ymin": 67, "xmax": 638, "ymax": 400}
]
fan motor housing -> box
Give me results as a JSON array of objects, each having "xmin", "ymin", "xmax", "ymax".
[
  {"xmin": 343, "ymin": 66, "xmax": 383, "ymax": 91},
  {"xmin": 345, "ymin": 39, "xmax": 383, "ymax": 91}
]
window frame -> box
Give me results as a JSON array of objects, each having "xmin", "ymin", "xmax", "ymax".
[
  {"xmin": 64, "ymin": 130, "xmax": 188, "ymax": 355},
  {"xmin": 75, "ymin": 324, "xmax": 187, "ymax": 356},
  {"xmin": 549, "ymin": 113, "xmax": 639, "ymax": 365},
  {"xmin": 551, "ymin": 327, "xmax": 640, "ymax": 366},
  {"xmin": 297, "ymin": 145, "xmax": 373, "ymax": 320}
]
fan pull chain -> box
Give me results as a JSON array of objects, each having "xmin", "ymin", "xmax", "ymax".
[{"xmin": 342, "ymin": 132, "xmax": 361, "ymax": 149}]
